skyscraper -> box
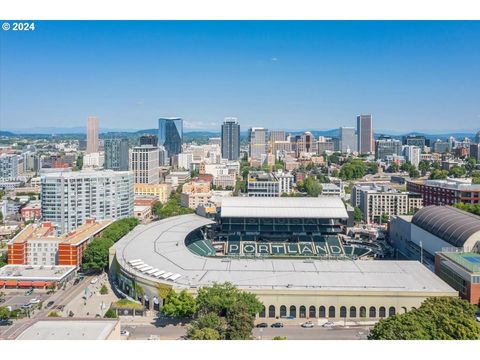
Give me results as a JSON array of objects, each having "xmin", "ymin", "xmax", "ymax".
[
  {"xmin": 339, "ymin": 127, "xmax": 357, "ymax": 153},
  {"xmin": 0, "ymin": 154, "xmax": 19, "ymax": 178},
  {"xmin": 104, "ymin": 138, "xmax": 129, "ymax": 171},
  {"xmin": 356, "ymin": 114, "xmax": 373, "ymax": 155},
  {"xmin": 221, "ymin": 117, "xmax": 240, "ymax": 160},
  {"xmin": 130, "ymin": 145, "xmax": 160, "ymax": 184},
  {"xmin": 140, "ymin": 134, "xmax": 158, "ymax": 147},
  {"xmin": 375, "ymin": 135, "xmax": 402, "ymax": 160},
  {"xmin": 158, "ymin": 117, "xmax": 183, "ymax": 158},
  {"xmin": 86, "ymin": 116, "xmax": 99, "ymax": 154},
  {"xmin": 40, "ymin": 170, "xmax": 134, "ymax": 233},
  {"xmin": 248, "ymin": 127, "xmax": 268, "ymax": 160}
]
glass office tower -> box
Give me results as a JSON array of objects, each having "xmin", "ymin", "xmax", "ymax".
[{"xmin": 158, "ymin": 117, "xmax": 183, "ymax": 157}]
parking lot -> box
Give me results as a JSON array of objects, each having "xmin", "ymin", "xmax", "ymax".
[{"xmin": 0, "ymin": 289, "xmax": 51, "ymax": 312}]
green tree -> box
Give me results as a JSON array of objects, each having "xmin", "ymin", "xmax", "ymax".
[
  {"xmin": 418, "ymin": 160, "xmax": 430, "ymax": 176},
  {"xmin": 226, "ymin": 302, "xmax": 255, "ymax": 340},
  {"xmin": 448, "ymin": 166, "xmax": 466, "ymax": 178},
  {"xmin": 273, "ymin": 336, "xmax": 287, "ymax": 340},
  {"xmin": 0, "ymin": 306, "xmax": 10, "ymax": 320},
  {"xmin": 186, "ymin": 312, "xmax": 228, "ymax": 340},
  {"xmin": 161, "ymin": 289, "xmax": 197, "ymax": 318},
  {"xmin": 368, "ymin": 297, "xmax": 480, "ymax": 340},
  {"xmin": 100, "ymin": 284, "xmax": 108, "ymax": 295},
  {"xmin": 429, "ymin": 169, "xmax": 449, "ymax": 180},
  {"xmin": 104, "ymin": 308, "xmax": 118, "ymax": 318},
  {"xmin": 48, "ymin": 311, "xmax": 60, "ymax": 317},
  {"xmin": 303, "ymin": 177, "xmax": 322, "ymax": 197},
  {"xmin": 388, "ymin": 162, "xmax": 399, "ymax": 173},
  {"xmin": 380, "ymin": 213, "xmax": 389, "ymax": 224},
  {"xmin": 465, "ymin": 157, "xmax": 477, "ymax": 173},
  {"xmin": 354, "ymin": 207, "xmax": 363, "ymax": 222}
]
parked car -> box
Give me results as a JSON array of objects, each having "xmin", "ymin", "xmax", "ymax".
[
  {"xmin": 0, "ymin": 298, "xmax": 5, "ymax": 303},
  {"xmin": 78, "ymin": 275, "xmax": 85, "ymax": 281},
  {"xmin": 0, "ymin": 319, "xmax": 13, "ymax": 326},
  {"xmin": 29, "ymin": 298, "xmax": 41, "ymax": 304},
  {"xmin": 120, "ymin": 330, "xmax": 130, "ymax": 337},
  {"xmin": 90, "ymin": 277, "xmax": 98, "ymax": 285},
  {"xmin": 46, "ymin": 301, "xmax": 55, "ymax": 308},
  {"xmin": 271, "ymin": 322, "xmax": 284, "ymax": 328},
  {"xmin": 256, "ymin": 322, "xmax": 268, "ymax": 328},
  {"xmin": 322, "ymin": 321, "xmax": 334, "ymax": 328},
  {"xmin": 68, "ymin": 310, "xmax": 75, "ymax": 317},
  {"xmin": 21, "ymin": 303, "xmax": 33, "ymax": 309},
  {"xmin": 301, "ymin": 321, "xmax": 314, "ymax": 328},
  {"xmin": 25, "ymin": 288, "xmax": 33, "ymax": 296},
  {"xmin": 73, "ymin": 278, "xmax": 80, "ymax": 286},
  {"xmin": 147, "ymin": 335, "xmax": 160, "ymax": 340}
]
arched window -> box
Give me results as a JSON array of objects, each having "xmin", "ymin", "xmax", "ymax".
[
  {"xmin": 290, "ymin": 305, "xmax": 297, "ymax": 318},
  {"xmin": 268, "ymin": 305, "xmax": 276, "ymax": 318},
  {"xmin": 411, "ymin": 307, "xmax": 417, "ymax": 311},
  {"xmin": 299, "ymin": 306, "xmax": 306, "ymax": 318},
  {"xmin": 309, "ymin": 306, "xmax": 316, "ymax": 318},
  {"xmin": 401, "ymin": 306, "xmax": 407, "ymax": 313},
  {"xmin": 319, "ymin": 306, "xmax": 326, "ymax": 318},
  {"xmin": 359, "ymin": 306, "xmax": 366, "ymax": 318},
  {"xmin": 328, "ymin": 306, "xmax": 335, "ymax": 318},
  {"xmin": 280, "ymin": 305, "xmax": 287, "ymax": 317},
  {"xmin": 340, "ymin": 306, "xmax": 347, "ymax": 318},
  {"xmin": 379, "ymin": 306, "xmax": 386, "ymax": 318},
  {"xmin": 259, "ymin": 306, "xmax": 266, "ymax": 318},
  {"xmin": 389, "ymin": 307, "xmax": 396, "ymax": 317},
  {"xmin": 349, "ymin": 306, "xmax": 357, "ymax": 318},
  {"xmin": 369, "ymin": 306, "xmax": 376, "ymax": 318}
]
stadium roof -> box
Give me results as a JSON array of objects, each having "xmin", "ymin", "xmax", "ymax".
[
  {"xmin": 412, "ymin": 205, "xmax": 480, "ymax": 248},
  {"xmin": 220, "ymin": 196, "xmax": 348, "ymax": 219},
  {"xmin": 114, "ymin": 214, "xmax": 455, "ymax": 294}
]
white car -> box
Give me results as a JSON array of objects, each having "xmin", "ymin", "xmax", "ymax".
[
  {"xmin": 120, "ymin": 330, "xmax": 130, "ymax": 337},
  {"xmin": 29, "ymin": 298, "xmax": 41, "ymax": 304},
  {"xmin": 147, "ymin": 335, "xmax": 160, "ymax": 340},
  {"xmin": 322, "ymin": 321, "xmax": 334, "ymax": 328},
  {"xmin": 301, "ymin": 321, "xmax": 314, "ymax": 328},
  {"xmin": 90, "ymin": 277, "xmax": 98, "ymax": 285}
]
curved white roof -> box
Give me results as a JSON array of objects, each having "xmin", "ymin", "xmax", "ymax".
[
  {"xmin": 220, "ymin": 196, "xmax": 348, "ymax": 219},
  {"xmin": 113, "ymin": 214, "xmax": 455, "ymax": 294}
]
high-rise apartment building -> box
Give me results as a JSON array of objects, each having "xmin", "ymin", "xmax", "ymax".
[
  {"xmin": 296, "ymin": 132, "xmax": 317, "ymax": 155},
  {"xmin": 158, "ymin": 117, "xmax": 183, "ymax": 158},
  {"xmin": 221, "ymin": 118, "xmax": 241, "ymax": 160},
  {"xmin": 130, "ymin": 145, "xmax": 160, "ymax": 184},
  {"xmin": 0, "ymin": 154, "xmax": 19, "ymax": 178},
  {"xmin": 86, "ymin": 116, "xmax": 99, "ymax": 154},
  {"xmin": 375, "ymin": 136, "xmax": 402, "ymax": 160},
  {"xmin": 40, "ymin": 170, "xmax": 134, "ymax": 233},
  {"xmin": 403, "ymin": 145, "xmax": 421, "ymax": 168},
  {"xmin": 402, "ymin": 135, "xmax": 428, "ymax": 150},
  {"xmin": 356, "ymin": 114, "xmax": 373, "ymax": 154},
  {"xmin": 248, "ymin": 127, "xmax": 268, "ymax": 160},
  {"xmin": 140, "ymin": 134, "xmax": 158, "ymax": 147},
  {"xmin": 475, "ymin": 131, "xmax": 480, "ymax": 144},
  {"xmin": 339, "ymin": 127, "xmax": 357, "ymax": 153},
  {"xmin": 104, "ymin": 138, "xmax": 129, "ymax": 171}
]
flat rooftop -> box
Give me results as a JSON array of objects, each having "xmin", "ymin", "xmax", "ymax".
[
  {"xmin": 16, "ymin": 319, "xmax": 118, "ymax": 340},
  {"xmin": 10, "ymin": 220, "xmax": 111, "ymax": 245},
  {"xmin": 114, "ymin": 214, "xmax": 455, "ymax": 294},
  {"xmin": 220, "ymin": 196, "xmax": 348, "ymax": 219},
  {"xmin": 441, "ymin": 252, "xmax": 480, "ymax": 274},
  {"xmin": 0, "ymin": 265, "xmax": 76, "ymax": 281}
]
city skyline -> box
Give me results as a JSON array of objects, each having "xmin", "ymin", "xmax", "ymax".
[{"xmin": 1, "ymin": 21, "xmax": 480, "ymax": 133}]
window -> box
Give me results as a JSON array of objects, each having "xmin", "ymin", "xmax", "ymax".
[
  {"xmin": 379, "ymin": 307, "xmax": 386, "ymax": 318},
  {"xmin": 309, "ymin": 306, "xmax": 316, "ymax": 318},
  {"xmin": 340, "ymin": 306, "xmax": 347, "ymax": 318},
  {"xmin": 360, "ymin": 306, "xmax": 366, "ymax": 318},
  {"xmin": 280, "ymin": 305, "xmax": 287, "ymax": 317},
  {"xmin": 299, "ymin": 306, "xmax": 306, "ymax": 318},
  {"xmin": 268, "ymin": 305, "xmax": 276, "ymax": 318},
  {"xmin": 328, "ymin": 306, "xmax": 335, "ymax": 318},
  {"xmin": 289, "ymin": 305, "xmax": 297, "ymax": 318},
  {"xmin": 389, "ymin": 307, "xmax": 396, "ymax": 317},
  {"xmin": 259, "ymin": 306, "xmax": 266, "ymax": 318},
  {"xmin": 349, "ymin": 306, "xmax": 356, "ymax": 318},
  {"xmin": 319, "ymin": 306, "xmax": 326, "ymax": 318},
  {"xmin": 369, "ymin": 306, "xmax": 376, "ymax": 318}
]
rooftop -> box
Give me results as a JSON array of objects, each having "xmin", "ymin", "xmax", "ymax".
[
  {"xmin": 441, "ymin": 252, "xmax": 480, "ymax": 274},
  {"xmin": 16, "ymin": 319, "xmax": 119, "ymax": 340},
  {"xmin": 221, "ymin": 196, "xmax": 348, "ymax": 219},
  {"xmin": 0, "ymin": 265, "xmax": 76, "ymax": 281},
  {"xmin": 412, "ymin": 205, "xmax": 480, "ymax": 248},
  {"xmin": 114, "ymin": 214, "xmax": 455, "ymax": 294}
]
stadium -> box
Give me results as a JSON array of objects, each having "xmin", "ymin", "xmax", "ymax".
[{"xmin": 109, "ymin": 197, "xmax": 457, "ymax": 321}]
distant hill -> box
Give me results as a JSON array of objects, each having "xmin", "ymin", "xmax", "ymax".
[{"xmin": 0, "ymin": 131, "xmax": 16, "ymax": 137}]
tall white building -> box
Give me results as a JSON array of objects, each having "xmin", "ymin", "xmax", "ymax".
[
  {"xmin": 403, "ymin": 145, "xmax": 421, "ymax": 169},
  {"xmin": 40, "ymin": 170, "xmax": 134, "ymax": 233},
  {"xmin": 177, "ymin": 153, "xmax": 193, "ymax": 171},
  {"xmin": 339, "ymin": 127, "xmax": 357, "ymax": 153},
  {"xmin": 0, "ymin": 154, "xmax": 19, "ymax": 178},
  {"xmin": 130, "ymin": 145, "xmax": 160, "ymax": 184}
]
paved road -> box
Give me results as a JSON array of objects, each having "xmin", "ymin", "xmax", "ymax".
[
  {"xmin": 119, "ymin": 323, "xmax": 370, "ymax": 340},
  {"xmin": 0, "ymin": 275, "xmax": 95, "ymax": 339}
]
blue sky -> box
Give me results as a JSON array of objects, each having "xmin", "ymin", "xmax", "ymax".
[{"xmin": 1, "ymin": 21, "xmax": 479, "ymax": 133}]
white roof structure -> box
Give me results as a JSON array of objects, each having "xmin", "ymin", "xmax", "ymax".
[
  {"xmin": 220, "ymin": 196, "xmax": 348, "ymax": 219},
  {"xmin": 114, "ymin": 214, "xmax": 455, "ymax": 294}
]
